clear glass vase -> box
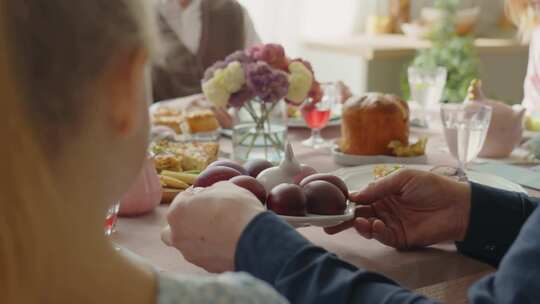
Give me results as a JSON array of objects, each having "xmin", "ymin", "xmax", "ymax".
[{"xmin": 232, "ymin": 99, "xmax": 288, "ymax": 164}]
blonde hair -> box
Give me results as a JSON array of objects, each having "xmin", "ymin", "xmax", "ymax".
[
  {"xmin": 0, "ymin": 1, "xmax": 159, "ymax": 301},
  {"xmin": 4, "ymin": 0, "xmax": 159, "ymax": 151},
  {"xmin": 0, "ymin": 8, "xmax": 57, "ymax": 302},
  {"xmin": 506, "ymin": 0, "xmax": 540, "ymax": 41}
]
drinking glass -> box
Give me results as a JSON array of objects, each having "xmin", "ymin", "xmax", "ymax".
[
  {"xmin": 302, "ymin": 83, "xmax": 339, "ymax": 148},
  {"xmin": 441, "ymin": 103, "xmax": 492, "ymax": 171},
  {"xmin": 408, "ymin": 66, "xmax": 447, "ymax": 128},
  {"xmin": 104, "ymin": 201, "xmax": 120, "ymax": 236},
  {"xmin": 103, "ymin": 65, "xmax": 152, "ymax": 238}
]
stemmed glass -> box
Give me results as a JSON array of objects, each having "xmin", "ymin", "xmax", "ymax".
[
  {"xmin": 104, "ymin": 202, "xmax": 120, "ymax": 236},
  {"xmin": 408, "ymin": 66, "xmax": 447, "ymax": 128},
  {"xmin": 301, "ymin": 83, "xmax": 339, "ymax": 148},
  {"xmin": 441, "ymin": 103, "xmax": 492, "ymax": 171},
  {"xmin": 104, "ymin": 65, "xmax": 154, "ymax": 237}
]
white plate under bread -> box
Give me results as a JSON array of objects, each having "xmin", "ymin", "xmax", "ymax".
[{"xmin": 332, "ymin": 146, "xmax": 427, "ymax": 166}]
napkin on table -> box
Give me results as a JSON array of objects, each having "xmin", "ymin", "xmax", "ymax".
[{"xmin": 470, "ymin": 163, "xmax": 540, "ymax": 191}]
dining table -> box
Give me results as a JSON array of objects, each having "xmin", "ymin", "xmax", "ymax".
[{"xmin": 113, "ymin": 123, "xmax": 540, "ymax": 304}]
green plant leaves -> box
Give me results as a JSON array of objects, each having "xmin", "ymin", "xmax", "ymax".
[{"xmin": 404, "ymin": 0, "xmax": 480, "ymax": 103}]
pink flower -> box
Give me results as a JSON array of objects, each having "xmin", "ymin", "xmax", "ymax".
[{"xmin": 247, "ymin": 44, "xmax": 289, "ymax": 71}]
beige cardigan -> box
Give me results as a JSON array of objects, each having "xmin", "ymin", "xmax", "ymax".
[{"xmin": 152, "ymin": 0, "xmax": 246, "ymax": 102}]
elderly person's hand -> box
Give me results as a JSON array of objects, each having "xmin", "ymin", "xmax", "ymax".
[
  {"xmin": 161, "ymin": 182, "xmax": 265, "ymax": 273},
  {"xmin": 325, "ymin": 170, "xmax": 471, "ymax": 249}
]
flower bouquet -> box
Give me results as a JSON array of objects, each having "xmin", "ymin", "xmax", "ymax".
[{"xmin": 202, "ymin": 43, "xmax": 321, "ymax": 163}]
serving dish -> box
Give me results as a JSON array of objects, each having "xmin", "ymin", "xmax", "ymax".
[
  {"xmin": 332, "ymin": 164, "xmax": 527, "ymax": 194},
  {"xmin": 150, "ymin": 95, "xmax": 221, "ymax": 142},
  {"xmin": 279, "ymin": 202, "xmax": 355, "ymax": 228},
  {"xmin": 332, "ymin": 147, "xmax": 427, "ymax": 166}
]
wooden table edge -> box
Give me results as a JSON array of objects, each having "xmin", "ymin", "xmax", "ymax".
[{"xmin": 414, "ymin": 271, "xmax": 494, "ymax": 303}]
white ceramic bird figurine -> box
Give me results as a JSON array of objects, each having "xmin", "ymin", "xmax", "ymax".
[{"xmin": 465, "ymin": 79, "xmax": 526, "ymax": 158}]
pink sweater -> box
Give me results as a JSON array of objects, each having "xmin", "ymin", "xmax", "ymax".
[{"xmin": 523, "ymin": 27, "xmax": 540, "ymax": 114}]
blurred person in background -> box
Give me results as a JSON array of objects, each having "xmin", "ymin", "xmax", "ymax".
[
  {"xmin": 509, "ymin": 0, "xmax": 540, "ymax": 115},
  {"xmin": 152, "ymin": 0, "xmax": 260, "ymax": 102},
  {"xmin": 0, "ymin": 0, "xmax": 286, "ymax": 303}
]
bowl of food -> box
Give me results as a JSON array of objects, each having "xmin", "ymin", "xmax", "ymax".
[{"xmin": 151, "ymin": 138, "xmax": 220, "ymax": 204}]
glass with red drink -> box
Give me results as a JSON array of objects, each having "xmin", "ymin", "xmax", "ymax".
[
  {"xmin": 104, "ymin": 201, "xmax": 120, "ymax": 236},
  {"xmin": 301, "ymin": 83, "xmax": 339, "ymax": 148}
]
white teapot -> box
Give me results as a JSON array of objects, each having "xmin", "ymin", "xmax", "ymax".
[{"xmin": 465, "ymin": 80, "xmax": 526, "ymax": 158}]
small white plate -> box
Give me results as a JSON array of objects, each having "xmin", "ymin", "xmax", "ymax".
[
  {"xmin": 332, "ymin": 147, "xmax": 428, "ymax": 166},
  {"xmin": 149, "ymin": 95, "xmax": 204, "ymax": 115},
  {"xmin": 332, "ymin": 164, "xmax": 526, "ymax": 194},
  {"xmin": 277, "ymin": 202, "xmax": 356, "ymax": 228}
]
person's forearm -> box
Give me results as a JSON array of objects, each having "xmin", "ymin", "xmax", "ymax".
[
  {"xmin": 235, "ymin": 212, "xmax": 438, "ymax": 304},
  {"xmin": 456, "ymin": 183, "xmax": 539, "ymax": 266},
  {"xmin": 468, "ymin": 207, "xmax": 540, "ymax": 303}
]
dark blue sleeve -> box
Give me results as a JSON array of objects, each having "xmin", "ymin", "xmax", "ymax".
[
  {"xmin": 235, "ymin": 188, "xmax": 540, "ymax": 304},
  {"xmin": 235, "ymin": 212, "xmax": 438, "ymax": 304},
  {"xmin": 456, "ymin": 183, "xmax": 539, "ymax": 267},
  {"xmin": 468, "ymin": 206, "xmax": 540, "ymax": 303}
]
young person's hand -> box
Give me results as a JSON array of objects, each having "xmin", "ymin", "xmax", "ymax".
[
  {"xmin": 162, "ymin": 182, "xmax": 264, "ymax": 273},
  {"xmin": 325, "ymin": 170, "xmax": 471, "ymax": 249}
]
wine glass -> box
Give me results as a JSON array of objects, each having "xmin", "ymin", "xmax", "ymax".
[
  {"xmin": 408, "ymin": 66, "xmax": 447, "ymax": 128},
  {"xmin": 104, "ymin": 201, "xmax": 120, "ymax": 236},
  {"xmin": 441, "ymin": 103, "xmax": 492, "ymax": 171},
  {"xmin": 301, "ymin": 83, "xmax": 339, "ymax": 148},
  {"xmin": 103, "ymin": 65, "xmax": 152, "ymax": 237}
]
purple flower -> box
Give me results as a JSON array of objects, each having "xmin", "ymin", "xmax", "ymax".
[
  {"xmin": 229, "ymin": 86, "xmax": 256, "ymax": 108},
  {"xmin": 225, "ymin": 50, "xmax": 255, "ymax": 65},
  {"xmin": 245, "ymin": 61, "xmax": 289, "ymax": 103}
]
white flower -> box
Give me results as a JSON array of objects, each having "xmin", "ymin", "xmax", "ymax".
[{"xmin": 287, "ymin": 62, "xmax": 313, "ymax": 104}]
